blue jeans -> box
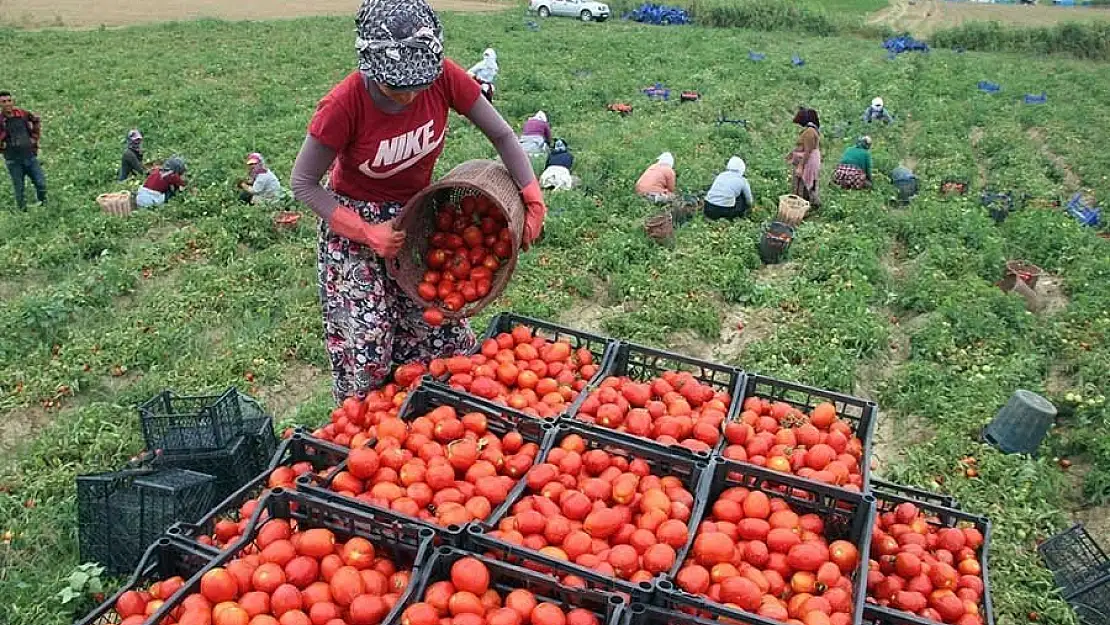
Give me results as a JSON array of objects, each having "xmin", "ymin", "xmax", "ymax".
[{"xmin": 5, "ymin": 154, "xmax": 47, "ymax": 209}]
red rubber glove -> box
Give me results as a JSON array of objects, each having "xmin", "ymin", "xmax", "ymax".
[
  {"xmin": 328, "ymin": 206, "xmax": 406, "ymax": 258},
  {"xmin": 521, "ymin": 180, "xmax": 547, "ymax": 249}
]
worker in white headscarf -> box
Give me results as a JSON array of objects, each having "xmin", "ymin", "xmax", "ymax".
[
  {"xmin": 467, "ymin": 48, "xmax": 499, "ymax": 100},
  {"xmin": 862, "ymin": 97, "xmax": 894, "ymax": 124},
  {"xmin": 519, "ymin": 111, "xmax": 552, "ymax": 175},
  {"xmin": 635, "ymin": 152, "xmax": 677, "ymax": 203},
  {"xmin": 704, "ymin": 156, "xmax": 754, "ymax": 219}
]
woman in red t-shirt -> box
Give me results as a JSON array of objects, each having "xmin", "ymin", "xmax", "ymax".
[{"xmin": 290, "ymin": 0, "xmax": 547, "ymax": 402}]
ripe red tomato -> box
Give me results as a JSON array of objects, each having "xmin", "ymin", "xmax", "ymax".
[
  {"xmin": 426, "ymin": 249, "xmax": 448, "ymax": 269},
  {"xmin": 423, "ymin": 308, "xmax": 445, "ymax": 327},
  {"xmin": 443, "ymin": 293, "xmax": 466, "ymax": 312},
  {"xmin": 417, "ymin": 283, "xmax": 437, "ymax": 301}
]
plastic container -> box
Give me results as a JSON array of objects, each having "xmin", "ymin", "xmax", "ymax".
[
  {"xmin": 169, "ymin": 430, "xmax": 350, "ymax": 548},
  {"xmin": 152, "ymin": 434, "xmax": 264, "ymax": 503},
  {"xmin": 140, "ymin": 388, "xmax": 245, "ymax": 454},
  {"xmin": 1039, "ymin": 524, "xmax": 1110, "ymax": 599},
  {"xmin": 394, "ymin": 546, "xmax": 628, "ymax": 625},
  {"xmin": 388, "ymin": 160, "xmax": 526, "ymax": 319},
  {"xmin": 758, "ymin": 221, "xmax": 794, "ymax": 264},
  {"xmin": 982, "ymin": 389, "xmax": 1057, "ymax": 456},
  {"xmin": 570, "ymin": 340, "xmax": 745, "ymax": 459},
  {"xmin": 721, "ymin": 374, "xmax": 878, "ymax": 492},
  {"xmin": 74, "ymin": 536, "xmax": 220, "ymax": 625},
  {"xmin": 865, "ymin": 490, "xmax": 994, "ymax": 625},
  {"xmin": 871, "ymin": 477, "xmax": 958, "ymax": 509},
  {"xmin": 1064, "ymin": 576, "xmax": 1110, "ymax": 625},
  {"xmin": 298, "ymin": 382, "xmax": 556, "ymax": 537},
  {"xmin": 77, "ymin": 468, "xmax": 216, "ymax": 575},
  {"xmin": 656, "ymin": 457, "xmax": 876, "ymax": 625},
  {"xmin": 142, "ymin": 487, "xmax": 439, "ymax": 625}
]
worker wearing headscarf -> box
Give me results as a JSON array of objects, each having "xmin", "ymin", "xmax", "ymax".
[
  {"xmin": 238, "ymin": 152, "xmax": 284, "ymax": 204},
  {"xmin": 787, "ymin": 107, "xmax": 821, "ymax": 208},
  {"xmin": 635, "ymin": 152, "xmax": 677, "ymax": 203},
  {"xmin": 520, "ymin": 111, "xmax": 552, "ymax": 175},
  {"xmin": 833, "ymin": 136, "xmax": 873, "ymax": 190},
  {"xmin": 863, "ymin": 97, "xmax": 894, "ymax": 124},
  {"xmin": 704, "ymin": 156, "xmax": 754, "ymax": 219},
  {"xmin": 136, "ymin": 156, "xmax": 186, "ymax": 208},
  {"xmin": 289, "ymin": 0, "xmax": 546, "ymax": 401},
  {"xmin": 119, "ymin": 129, "xmax": 145, "ymax": 181},
  {"xmin": 467, "ymin": 48, "xmax": 498, "ymax": 100}
]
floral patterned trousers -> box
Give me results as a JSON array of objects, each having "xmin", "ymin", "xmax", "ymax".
[{"xmin": 317, "ymin": 194, "xmax": 474, "ymax": 402}]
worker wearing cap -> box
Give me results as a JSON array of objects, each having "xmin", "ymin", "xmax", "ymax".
[
  {"xmin": 238, "ymin": 152, "xmax": 283, "ymax": 204},
  {"xmin": 863, "ymin": 97, "xmax": 894, "ymax": 124},
  {"xmin": 289, "ymin": 0, "xmax": 547, "ymax": 401}
]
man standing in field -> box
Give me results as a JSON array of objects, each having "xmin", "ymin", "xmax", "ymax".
[{"xmin": 0, "ymin": 91, "xmax": 47, "ymax": 210}]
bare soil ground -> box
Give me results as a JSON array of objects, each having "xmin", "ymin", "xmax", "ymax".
[
  {"xmin": 869, "ymin": 0, "xmax": 1110, "ymax": 36},
  {"xmin": 0, "ymin": 0, "xmax": 508, "ymax": 29}
]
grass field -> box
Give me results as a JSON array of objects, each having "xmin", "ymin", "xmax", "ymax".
[{"xmin": 1, "ymin": 10, "xmax": 1109, "ymax": 625}]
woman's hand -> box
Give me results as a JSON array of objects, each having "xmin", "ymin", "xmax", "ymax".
[
  {"xmin": 521, "ymin": 181, "xmax": 547, "ymax": 249},
  {"xmin": 365, "ymin": 220, "xmax": 406, "ymax": 259}
]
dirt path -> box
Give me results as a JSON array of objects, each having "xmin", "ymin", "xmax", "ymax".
[
  {"xmin": 1, "ymin": 0, "xmax": 508, "ymax": 29},
  {"xmin": 869, "ymin": 0, "xmax": 1110, "ymax": 37}
]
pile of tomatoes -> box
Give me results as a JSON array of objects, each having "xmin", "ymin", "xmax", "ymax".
[
  {"xmin": 574, "ymin": 372, "xmax": 732, "ymax": 453},
  {"xmin": 867, "ymin": 501, "xmax": 987, "ymax": 625},
  {"xmin": 113, "ymin": 525, "xmax": 413, "ymax": 625},
  {"xmin": 401, "ymin": 556, "xmax": 602, "ymax": 625},
  {"xmin": 674, "ymin": 487, "xmax": 860, "ymax": 625},
  {"xmin": 312, "ymin": 365, "xmax": 425, "ymax": 447},
  {"xmin": 418, "ymin": 196, "xmax": 513, "ymax": 326},
  {"xmin": 488, "ymin": 432, "xmax": 694, "ymax": 582},
  {"xmin": 434, "ymin": 326, "xmax": 601, "ymax": 420},
  {"xmin": 195, "ymin": 462, "xmax": 319, "ymax": 550},
  {"xmin": 721, "ymin": 397, "xmax": 866, "ymax": 491},
  {"xmin": 323, "ymin": 402, "xmax": 541, "ymax": 527}
]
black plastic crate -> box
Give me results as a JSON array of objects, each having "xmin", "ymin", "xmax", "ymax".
[
  {"xmin": 75, "ymin": 536, "xmax": 220, "ymax": 625},
  {"xmin": 170, "ymin": 430, "xmax": 350, "ymax": 549},
  {"xmin": 568, "ymin": 340, "xmax": 746, "ymax": 459},
  {"xmin": 866, "ymin": 490, "xmax": 994, "ymax": 625},
  {"xmin": 299, "ymin": 382, "xmax": 556, "ymax": 538},
  {"xmin": 872, "ymin": 477, "xmax": 959, "ymax": 509},
  {"xmin": 153, "ymin": 434, "xmax": 262, "ymax": 503},
  {"xmin": 240, "ymin": 392, "xmax": 278, "ymax": 470},
  {"xmin": 721, "ymin": 374, "xmax": 878, "ymax": 492},
  {"xmin": 77, "ymin": 468, "xmax": 216, "ymax": 575},
  {"xmin": 390, "ymin": 545, "xmax": 627, "ymax": 625},
  {"xmin": 656, "ymin": 457, "xmax": 876, "ymax": 625},
  {"xmin": 1065, "ymin": 576, "xmax": 1110, "ymax": 625},
  {"xmin": 140, "ymin": 388, "xmax": 248, "ymax": 454},
  {"xmin": 1039, "ymin": 524, "xmax": 1110, "ymax": 599},
  {"xmin": 142, "ymin": 487, "xmax": 439, "ymax": 625},
  {"xmin": 624, "ymin": 602, "xmax": 768, "ymax": 625},
  {"xmin": 478, "ymin": 422, "xmax": 710, "ymax": 595}
]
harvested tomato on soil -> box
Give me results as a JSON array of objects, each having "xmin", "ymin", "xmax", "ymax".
[
  {"xmin": 433, "ymin": 325, "xmax": 601, "ymax": 419},
  {"xmin": 574, "ymin": 371, "xmax": 733, "ymax": 454},
  {"xmin": 721, "ymin": 398, "xmax": 866, "ymax": 491},
  {"xmin": 674, "ymin": 483, "xmax": 861, "ymax": 625},
  {"xmin": 866, "ymin": 500, "xmax": 988, "ymax": 625},
  {"xmin": 113, "ymin": 525, "xmax": 414, "ymax": 625},
  {"xmin": 488, "ymin": 431, "xmax": 696, "ymax": 583}
]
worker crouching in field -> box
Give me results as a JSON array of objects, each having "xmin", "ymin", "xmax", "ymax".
[
  {"xmin": 635, "ymin": 152, "xmax": 677, "ymax": 204},
  {"xmin": 119, "ymin": 129, "xmax": 146, "ymax": 181},
  {"xmin": 832, "ymin": 136, "xmax": 873, "ymax": 190},
  {"xmin": 467, "ymin": 48, "xmax": 498, "ymax": 101},
  {"xmin": 136, "ymin": 157, "xmax": 186, "ymax": 208},
  {"xmin": 519, "ymin": 111, "xmax": 551, "ymax": 176},
  {"xmin": 787, "ymin": 108, "xmax": 821, "ymax": 209},
  {"xmin": 703, "ymin": 156, "xmax": 754, "ymax": 219},
  {"xmin": 863, "ymin": 97, "xmax": 894, "ymax": 125},
  {"xmin": 238, "ymin": 152, "xmax": 284, "ymax": 204},
  {"xmin": 540, "ymin": 138, "xmax": 575, "ymax": 191},
  {"xmin": 289, "ymin": 0, "xmax": 546, "ymax": 402}
]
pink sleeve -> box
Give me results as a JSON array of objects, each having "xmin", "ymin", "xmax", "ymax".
[{"xmin": 665, "ymin": 169, "xmax": 676, "ymax": 192}]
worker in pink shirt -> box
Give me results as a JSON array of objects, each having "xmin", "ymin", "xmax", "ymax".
[{"xmin": 635, "ymin": 152, "xmax": 676, "ymax": 203}]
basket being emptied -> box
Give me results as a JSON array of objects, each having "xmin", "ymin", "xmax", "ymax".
[{"xmin": 387, "ymin": 160, "xmax": 525, "ymax": 319}]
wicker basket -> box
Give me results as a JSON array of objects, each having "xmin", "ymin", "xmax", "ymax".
[
  {"xmin": 644, "ymin": 211, "xmax": 674, "ymax": 245},
  {"xmin": 777, "ymin": 194, "xmax": 809, "ymax": 226},
  {"xmin": 387, "ymin": 160, "xmax": 525, "ymax": 319},
  {"xmin": 97, "ymin": 191, "xmax": 134, "ymax": 217},
  {"xmin": 1003, "ymin": 260, "xmax": 1044, "ymax": 290}
]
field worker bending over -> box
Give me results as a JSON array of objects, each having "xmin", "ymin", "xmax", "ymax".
[
  {"xmin": 787, "ymin": 108, "xmax": 822, "ymax": 209},
  {"xmin": 238, "ymin": 152, "xmax": 284, "ymax": 204},
  {"xmin": 703, "ymin": 156, "xmax": 754, "ymax": 219},
  {"xmin": 863, "ymin": 97, "xmax": 894, "ymax": 124},
  {"xmin": 119, "ymin": 129, "xmax": 146, "ymax": 181},
  {"xmin": 467, "ymin": 48, "xmax": 498, "ymax": 100},
  {"xmin": 832, "ymin": 136, "xmax": 873, "ymax": 190},
  {"xmin": 290, "ymin": 0, "xmax": 547, "ymax": 402},
  {"xmin": 519, "ymin": 111, "xmax": 551, "ymax": 176},
  {"xmin": 136, "ymin": 157, "xmax": 186, "ymax": 208},
  {"xmin": 635, "ymin": 152, "xmax": 677, "ymax": 204}
]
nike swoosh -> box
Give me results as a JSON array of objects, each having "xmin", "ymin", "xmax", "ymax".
[{"xmin": 359, "ymin": 132, "xmax": 446, "ymax": 179}]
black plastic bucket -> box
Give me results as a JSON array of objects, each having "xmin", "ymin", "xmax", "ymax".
[{"xmin": 758, "ymin": 221, "xmax": 795, "ymax": 264}]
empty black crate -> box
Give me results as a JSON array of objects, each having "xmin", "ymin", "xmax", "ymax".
[
  {"xmin": 75, "ymin": 536, "xmax": 219, "ymax": 625},
  {"xmin": 140, "ymin": 388, "xmax": 245, "ymax": 454},
  {"xmin": 872, "ymin": 477, "xmax": 959, "ymax": 509},
  {"xmin": 153, "ymin": 434, "xmax": 262, "ymax": 503},
  {"xmin": 1065, "ymin": 576, "xmax": 1110, "ymax": 625},
  {"xmin": 1039, "ymin": 524, "xmax": 1110, "ymax": 599},
  {"xmin": 569, "ymin": 340, "xmax": 745, "ymax": 458},
  {"xmin": 396, "ymin": 546, "xmax": 627, "ymax": 625},
  {"xmin": 77, "ymin": 468, "xmax": 215, "ymax": 575}
]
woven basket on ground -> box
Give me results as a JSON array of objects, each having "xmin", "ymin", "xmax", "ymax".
[
  {"xmin": 1001, "ymin": 260, "xmax": 1044, "ymax": 290},
  {"xmin": 97, "ymin": 191, "xmax": 135, "ymax": 216},
  {"xmin": 777, "ymin": 194, "xmax": 810, "ymax": 226},
  {"xmin": 387, "ymin": 160, "xmax": 525, "ymax": 319},
  {"xmin": 644, "ymin": 211, "xmax": 674, "ymax": 245}
]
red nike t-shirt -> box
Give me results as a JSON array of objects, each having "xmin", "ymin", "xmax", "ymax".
[{"xmin": 308, "ymin": 59, "xmax": 481, "ymax": 204}]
